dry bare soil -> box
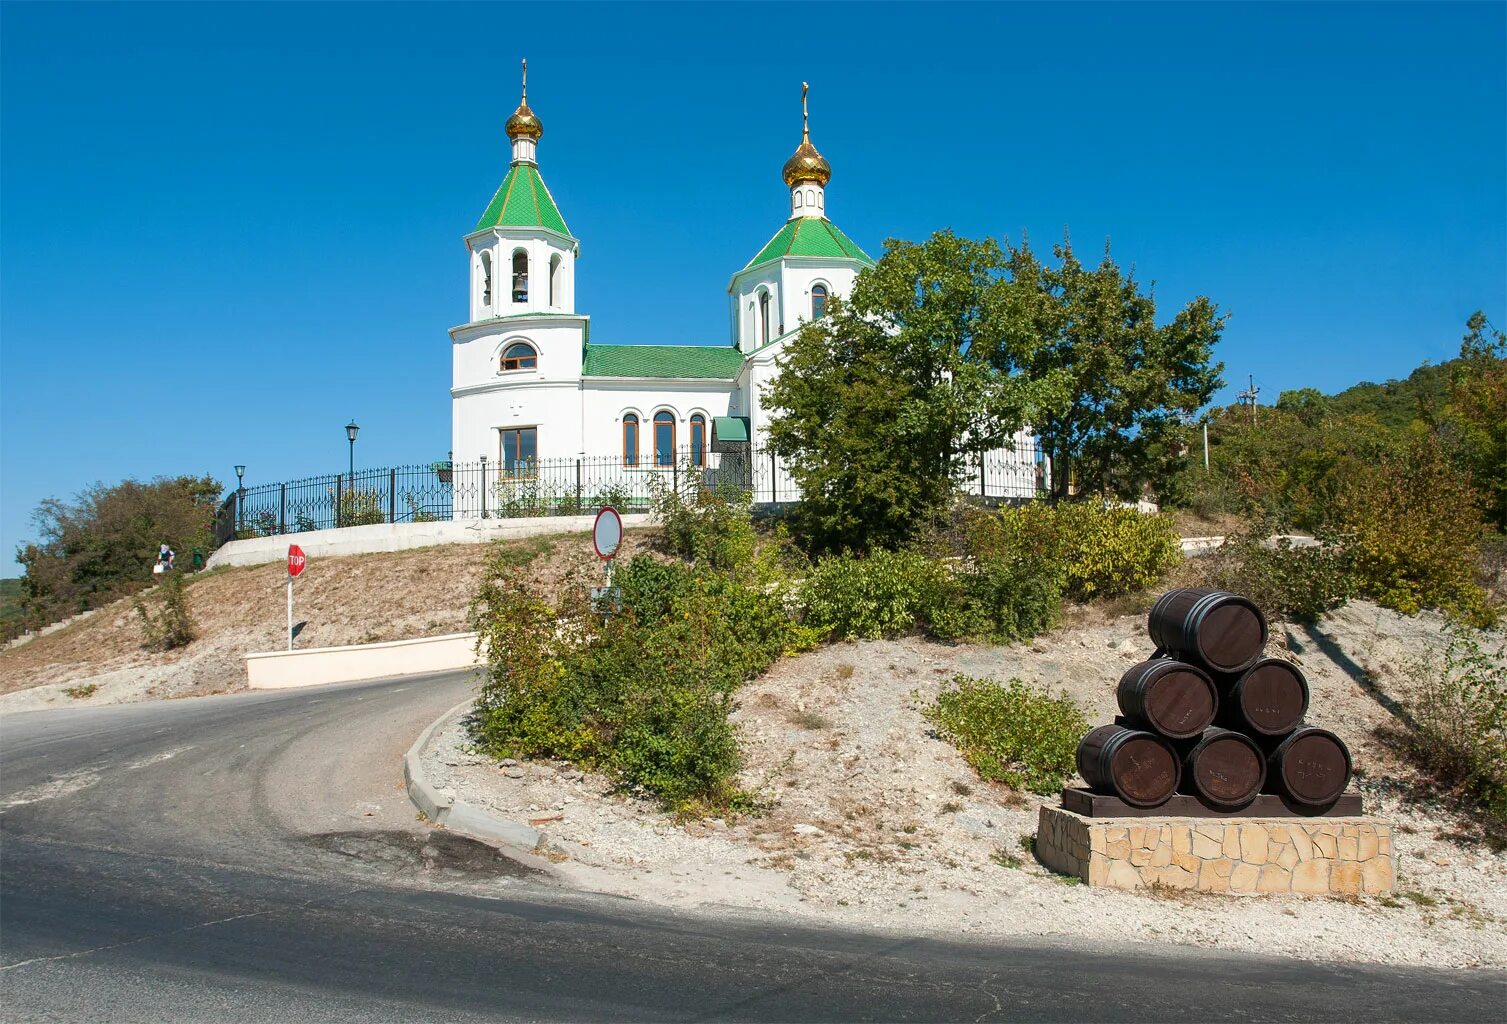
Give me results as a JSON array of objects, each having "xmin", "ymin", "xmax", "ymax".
[
  {"xmin": 0, "ymin": 531, "xmax": 651, "ymax": 711},
  {"xmin": 424, "ymin": 599, "xmax": 1507, "ymax": 969}
]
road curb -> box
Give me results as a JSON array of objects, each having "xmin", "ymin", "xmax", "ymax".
[{"xmin": 402, "ymin": 697, "xmax": 554, "ymax": 856}]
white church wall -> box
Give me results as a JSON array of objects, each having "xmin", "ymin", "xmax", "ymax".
[
  {"xmin": 779, "ymin": 261, "xmax": 860, "ymax": 335},
  {"xmin": 451, "ymin": 315, "xmax": 589, "ymax": 496},
  {"xmin": 579, "ymin": 379, "xmax": 739, "ymax": 462},
  {"xmin": 452, "ymin": 316, "xmax": 585, "ymax": 385},
  {"xmin": 731, "ymin": 266, "xmax": 781, "ymax": 352},
  {"xmin": 452, "ymin": 378, "xmax": 582, "ymax": 461}
]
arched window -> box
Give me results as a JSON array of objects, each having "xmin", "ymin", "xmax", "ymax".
[
  {"xmin": 653, "ymin": 411, "xmax": 675, "ymax": 467},
  {"xmin": 689, "ymin": 414, "xmax": 706, "ymax": 467},
  {"xmin": 511, "ymin": 249, "xmax": 528, "ymax": 302},
  {"xmin": 622, "ymin": 414, "xmax": 639, "ymax": 467},
  {"xmin": 758, "ymin": 290, "xmax": 770, "ymax": 346},
  {"xmin": 500, "ymin": 342, "xmax": 537, "ymax": 372},
  {"xmin": 811, "ymin": 283, "xmax": 828, "ymax": 320},
  {"xmin": 479, "ymin": 251, "xmax": 492, "ymax": 308},
  {"xmin": 549, "ymin": 254, "xmax": 561, "ymax": 307}
]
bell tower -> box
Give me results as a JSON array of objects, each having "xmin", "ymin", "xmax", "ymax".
[
  {"xmin": 451, "ymin": 59, "xmax": 590, "ymax": 487},
  {"xmin": 465, "ymin": 60, "xmax": 579, "ymax": 323},
  {"xmin": 726, "ymin": 82, "xmax": 872, "ymax": 353}
]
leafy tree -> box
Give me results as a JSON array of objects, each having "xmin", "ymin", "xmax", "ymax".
[
  {"xmin": 1175, "ymin": 402, "xmax": 1400, "ymax": 530},
  {"xmin": 1000, "ymin": 238, "xmax": 1226, "ymax": 500},
  {"xmin": 1275, "ymin": 387, "xmax": 1332, "ymax": 427},
  {"xmin": 1448, "ymin": 311, "xmax": 1506, "ymax": 530},
  {"xmin": 763, "ymin": 232, "xmax": 1050, "ymax": 553},
  {"xmin": 765, "ymin": 230, "xmax": 1224, "ymax": 552},
  {"xmin": 16, "ymin": 475, "xmax": 221, "ymax": 627},
  {"xmin": 1331, "ymin": 431, "xmax": 1492, "ymax": 625}
]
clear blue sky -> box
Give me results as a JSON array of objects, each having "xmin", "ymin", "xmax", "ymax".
[{"xmin": 2, "ymin": 2, "xmax": 1503, "ymax": 570}]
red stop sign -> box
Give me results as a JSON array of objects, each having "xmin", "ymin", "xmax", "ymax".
[{"xmin": 287, "ymin": 544, "xmax": 307, "ymax": 578}]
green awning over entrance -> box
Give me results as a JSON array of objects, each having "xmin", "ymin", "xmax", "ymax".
[{"xmin": 712, "ymin": 416, "xmax": 750, "ymax": 448}]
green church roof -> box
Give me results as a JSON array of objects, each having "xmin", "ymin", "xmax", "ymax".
[
  {"xmin": 582, "ymin": 344, "xmax": 745, "ymax": 380},
  {"xmin": 474, "ymin": 162, "xmax": 571, "ymax": 235},
  {"xmin": 743, "ymin": 217, "xmax": 872, "ymax": 271}
]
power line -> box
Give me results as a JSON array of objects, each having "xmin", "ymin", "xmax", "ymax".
[{"xmin": 1236, "ymin": 374, "xmax": 1260, "ymax": 426}]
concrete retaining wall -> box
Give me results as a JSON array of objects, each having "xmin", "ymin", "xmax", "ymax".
[
  {"xmin": 207, "ymin": 513, "xmax": 651, "ymax": 570},
  {"xmin": 246, "ymin": 632, "xmax": 483, "ymax": 690}
]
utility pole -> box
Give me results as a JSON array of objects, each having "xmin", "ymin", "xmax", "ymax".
[{"xmin": 1237, "ymin": 374, "xmax": 1260, "ymax": 426}]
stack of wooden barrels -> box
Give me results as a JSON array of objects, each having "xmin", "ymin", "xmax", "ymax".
[{"xmin": 1075, "ymin": 588, "xmax": 1353, "ymax": 813}]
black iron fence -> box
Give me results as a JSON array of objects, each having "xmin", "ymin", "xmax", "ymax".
[{"xmin": 214, "ymin": 441, "xmax": 1050, "ymax": 545}]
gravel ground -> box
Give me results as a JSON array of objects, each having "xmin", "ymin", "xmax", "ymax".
[{"xmin": 425, "ymin": 600, "xmax": 1506, "ymax": 969}]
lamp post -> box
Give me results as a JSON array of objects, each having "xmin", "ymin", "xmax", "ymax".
[
  {"xmin": 234, "ymin": 465, "xmax": 246, "ymax": 533},
  {"xmin": 345, "ymin": 420, "xmax": 360, "ymax": 480}
]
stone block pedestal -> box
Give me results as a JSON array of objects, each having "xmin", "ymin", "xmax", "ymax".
[{"xmin": 1036, "ymin": 804, "xmax": 1398, "ymax": 895}]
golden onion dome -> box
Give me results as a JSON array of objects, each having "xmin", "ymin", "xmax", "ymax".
[
  {"xmin": 505, "ymin": 59, "xmax": 544, "ymax": 141},
  {"xmin": 506, "ymin": 102, "xmax": 543, "ymax": 141},
  {"xmin": 783, "ymin": 82, "xmax": 831, "ymax": 188},
  {"xmin": 783, "ymin": 138, "xmax": 831, "ymax": 187}
]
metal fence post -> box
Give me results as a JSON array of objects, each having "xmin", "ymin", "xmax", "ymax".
[
  {"xmin": 673, "ymin": 458, "xmax": 679, "ymax": 495},
  {"xmin": 479, "ymin": 456, "xmax": 488, "ymax": 519},
  {"xmin": 279, "ymin": 484, "xmax": 286, "ymax": 535},
  {"xmin": 335, "ymin": 474, "xmax": 343, "ymax": 529},
  {"xmin": 575, "ymin": 459, "xmax": 582, "ymax": 513},
  {"xmin": 978, "ymin": 452, "xmax": 985, "ymax": 499},
  {"xmin": 389, "ymin": 468, "xmax": 397, "ymax": 523},
  {"xmin": 769, "ymin": 450, "xmax": 777, "ymax": 503}
]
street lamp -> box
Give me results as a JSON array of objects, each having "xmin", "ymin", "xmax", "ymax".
[
  {"xmin": 345, "ymin": 420, "xmax": 360, "ymax": 480},
  {"xmin": 234, "ymin": 465, "xmax": 246, "ymax": 532}
]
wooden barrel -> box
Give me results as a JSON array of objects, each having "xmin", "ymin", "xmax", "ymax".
[
  {"xmin": 1217, "ymin": 658, "xmax": 1310, "ymax": 736},
  {"xmin": 1266, "ymin": 727, "xmax": 1352, "ymax": 808},
  {"xmin": 1116, "ymin": 659, "xmax": 1218, "ymax": 739},
  {"xmin": 1076, "ymin": 724, "xmax": 1181, "ymax": 808},
  {"xmin": 1179, "ymin": 727, "xmax": 1266, "ymax": 810},
  {"xmin": 1148, "ymin": 588, "xmax": 1268, "ymax": 674}
]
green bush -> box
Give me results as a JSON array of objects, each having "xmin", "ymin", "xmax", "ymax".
[
  {"xmin": 1331, "ymin": 434, "xmax": 1495, "ymax": 625},
  {"xmin": 336, "ymin": 487, "xmax": 386, "ymax": 527},
  {"xmin": 1408, "ymin": 626, "xmax": 1507, "ymax": 838},
  {"xmin": 1051, "ymin": 503, "xmax": 1183, "ymax": 600},
  {"xmin": 926, "ymin": 508, "xmax": 1067, "ymax": 642},
  {"xmin": 800, "ymin": 549, "xmax": 950, "ymax": 641},
  {"xmin": 923, "ymin": 675, "xmax": 1088, "ymax": 794},
  {"xmin": 650, "ymin": 469, "xmax": 756, "ymax": 571},
  {"xmin": 134, "ymin": 572, "xmax": 196, "ymax": 651},
  {"xmin": 468, "ymin": 553, "xmax": 790, "ymax": 811},
  {"xmin": 931, "ymin": 558, "xmax": 1065, "ymax": 644},
  {"xmin": 593, "ymin": 483, "xmax": 641, "ymax": 515},
  {"xmin": 1209, "ymin": 536, "xmax": 1353, "ymax": 625},
  {"xmin": 799, "ymin": 504, "xmax": 1087, "ymax": 645}
]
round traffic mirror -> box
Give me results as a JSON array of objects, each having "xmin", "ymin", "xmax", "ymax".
[{"xmin": 593, "ymin": 506, "xmax": 623, "ymax": 561}]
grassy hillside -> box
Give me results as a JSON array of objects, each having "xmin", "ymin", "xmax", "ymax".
[{"xmin": 0, "ymin": 530, "xmax": 653, "ymax": 706}]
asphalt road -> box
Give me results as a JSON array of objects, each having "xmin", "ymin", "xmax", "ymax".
[{"xmin": 2, "ymin": 674, "xmax": 1502, "ymax": 1023}]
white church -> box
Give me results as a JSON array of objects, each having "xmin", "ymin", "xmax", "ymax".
[{"xmin": 449, "ymin": 64, "xmax": 1041, "ymax": 506}]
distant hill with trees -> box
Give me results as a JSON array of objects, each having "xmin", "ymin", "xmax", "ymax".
[{"xmin": 1275, "ymin": 359, "xmax": 1459, "ymax": 432}]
